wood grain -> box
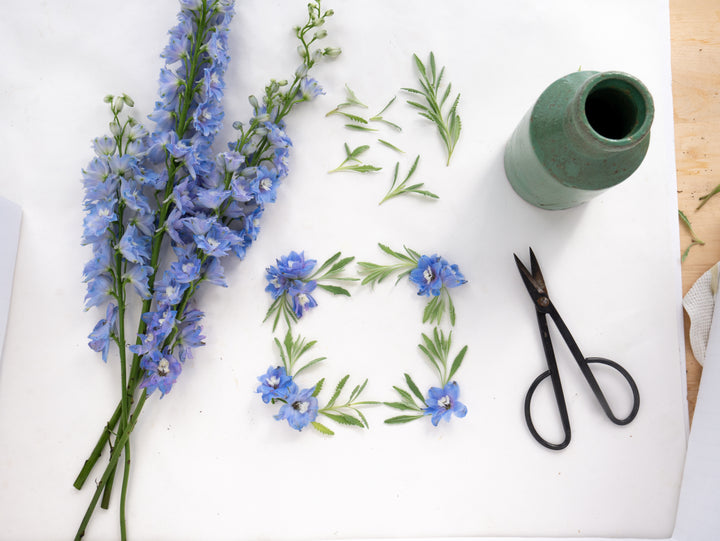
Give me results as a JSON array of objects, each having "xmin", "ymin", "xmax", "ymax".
[{"xmin": 670, "ymin": 0, "xmax": 720, "ymax": 424}]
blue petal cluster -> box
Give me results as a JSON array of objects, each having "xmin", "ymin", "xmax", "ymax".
[
  {"xmin": 409, "ymin": 254, "xmax": 467, "ymax": 297},
  {"xmin": 424, "ymin": 382, "xmax": 467, "ymax": 426},
  {"xmin": 256, "ymin": 365, "xmax": 317, "ymax": 431},
  {"xmin": 265, "ymin": 251, "xmax": 318, "ymax": 318}
]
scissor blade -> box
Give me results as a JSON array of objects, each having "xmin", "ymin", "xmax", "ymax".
[
  {"xmin": 514, "ymin": 253, "xmax": 544, "ymax": 300},
  {"xmin": 528, "ymin": 247, "xmax": 547, "ymax": 294}
]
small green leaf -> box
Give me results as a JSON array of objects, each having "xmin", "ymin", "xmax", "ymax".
[
  {"xmin": 321, "ymin": 411, "xmax": 365, "ymax": 427},
  {"xmin": 404, "ymin": 373, "xmax": 426, "ymax": 405},
  {"xmin": 377, "ymin": 139, "xmax": 404, "ymax": 153},
  {"xmin": 312, "ymin": 378, "xmax": 325, "ymax": 397},
  {"xmin": 384, "ymin": 401, "xmax": 420, "ymax": 412},
  {"xmin": 312, "ymin": 421, "xmax": 335, "ymax": 435},
  {"xmin": 447, "ymin": 345, "xmax": 468, "ymax": 382},
  {"xmin": 326, "ymin": 375, "xmax": 350, "ymax": 408},
  {"xmin": 316, "ymin": 284, "xmax": 351, "ymax": 296},
  {"xmin": 384, "ymin": 414, "xmax": 425, "ymax": 424}
]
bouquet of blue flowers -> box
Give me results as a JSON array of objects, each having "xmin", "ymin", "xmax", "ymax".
[{"xmin": 74, "ymin": 1, "xmax": 338, "ymax": 538}]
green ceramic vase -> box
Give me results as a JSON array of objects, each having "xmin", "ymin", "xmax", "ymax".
[{"xmin": 504, "ymin": 70, "xmax": 654, "ymax": 210}]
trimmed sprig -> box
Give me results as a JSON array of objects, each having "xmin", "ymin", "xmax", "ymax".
[
  {"xmin": 379, "ymin": 155, "xmax": 439, "ymax": 205},
  {"xmin": 275, "ymin": 329, "xmax": 326, "ymax": 378},
  {"xmin": 369, "ymin": 96, "xmax": 402, "ymax": 131},
  {"xmin": 326, "ymin": 84, "xmax": 367, "ymax": 116},
  {"xmin": 384, "ymin": 373, "xmax": 428, "ymax": 424},
  {"xmin": 419, "ymin": 327, "xmax": 467, "ymax": 387},
  {"xmin": 329, "ymin": 143, "xmax": 382, "ymax": 174},
  {"xmin": 357, "ymin": 243, "xmax": 420, "ymax": 287},
  {"xmin": 679, "ymin": 210, "xmax": 705, "ymax": 262},
  {"xmin": 403, "ymin": 51, "xmax": 461, "ymax": 166},
  {"xmin": 312, "ymin": 375, "xmax": 377, "ymax": 435}
]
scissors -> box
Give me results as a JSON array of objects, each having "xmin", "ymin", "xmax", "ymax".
[{"xmin": 514, "ymin": 248, "xmax": 640, "ymax": 450}]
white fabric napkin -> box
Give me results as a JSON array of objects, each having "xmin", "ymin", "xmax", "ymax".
[
  {"xmin": 0, "ymin": 197, "xmax": 21, "ymax": 363},
  {"xmin": 683, "ymin": 262, "xmax": 720, "ymax": 365}
]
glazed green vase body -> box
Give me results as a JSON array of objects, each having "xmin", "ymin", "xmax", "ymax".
[{"xmin": 504, "ymin": 71, "xmax": 654, "ymax": 210}]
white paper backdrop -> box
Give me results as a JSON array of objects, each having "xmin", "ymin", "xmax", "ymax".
[{"xmin": 0, "ymin": 1, "xmax": 687, "ymax": 540}]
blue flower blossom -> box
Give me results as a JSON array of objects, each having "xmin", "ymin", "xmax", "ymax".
[
  {"xmin": 274, "ymin": 385, "xmax": 318, "ymax": 430},
  {"xmin": 170, "ymin": 256, "xmax": 202, "ymax": 283},
  {"xmin": 155, "ymin": 271, "xmax": 189, "ymax": 306},
  {"xmin": 256, "ymin": 366, "xmax": 294, "ymax": 404},
  {"xmin": 138, "ymin": 349, "xmax": 182, "ymax": 397},
  {"xmin": 289, "ymin": 280, "xmax": 318, "ymax": 318},
  {"xmin": 82, "ymin": 200, "xmax": 117, "ymax": 244},
  {"xmin": 424, "ymin": 382, "xmax": 467, "ymax": 426},
  {"xmin": 249, "ymin": 165, "xmax": 279, "ymax": 204},
  {"xmin": 275, "ymin": 250, "xmax": 316, "ymax": 279},
  {"xmin": 298, "ymin": 77, "xmax": 324, "ymax": 101},
  {"xmin": 203, "ymin": 257, "xmax": 228, "ymax": 287},
  {"xmin": 117, "ymin": 224, "xmax": 150, "ymax": 264},
  {"xmin": 124, "ymin": 264, "xmax": 153, "ymax": 300},
  {"xmin": 85, "ymin": 274, "xmax": 114, "ymax": 310},
  {"xmin": 409, "ymin": 254, "xmax": 467, "ymax": 296},
  {"xmin": 88, "ymin": 303, "xmax": 118, "ymax": 362}
]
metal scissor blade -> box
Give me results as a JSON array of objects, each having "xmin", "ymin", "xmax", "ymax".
[{"xmin": 514, "ymin": 248, "xmax": 547, "ymax": 302}]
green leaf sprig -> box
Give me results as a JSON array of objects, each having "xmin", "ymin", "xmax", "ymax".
[
  {"xmin": 328, "ymin": 143, "xmax": 382, "ymax": 173},
  {"xmin": 403, "ymin": 51, "xmax": 461, "ymax": 166},
  {"xmin": 311, "ymin": 375, "xmax": 378, "ymax": 435},
  {"xmin": 275, "ymin": 329, "xmax": 326, "ymax": 378},
  {"xmin": 418, "ymin": 327, "xmax": 468, "ymax": 387},
  {"xmin": 383, "ymin": 373, "xmax": 427, "ymax": 424},
  {"xmin": 326, "ymin": 84, "xmax": 368, "ymax": 116},
  {"xmin": 679, "ymin": 209, "xmax": 705, "ymax": 262},
  {"xmin": 379, "ymin": 155, "xmax": 439, "ymax": 205}
]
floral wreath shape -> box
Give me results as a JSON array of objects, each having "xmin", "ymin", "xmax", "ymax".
[
  {"xmin": 257, "ymin": 250, "xmax": 377, "ymax": 435},
  {"xmin": 357, "ymin": 243, "xmax": 470, "ymax": 426}
]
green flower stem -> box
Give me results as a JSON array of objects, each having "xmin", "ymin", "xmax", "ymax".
[{"xmin": 75, "ymin": 391, "xmax": 148, "ymax": 541}]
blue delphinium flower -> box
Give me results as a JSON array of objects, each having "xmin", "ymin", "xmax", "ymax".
[
  {"xmin": 409, "ymin": 254, "xmax": 467, "ymax": 296},
  {"xmin": 138, "ymin": 349, "xmax": 182, "ymax": 397},
  {"xmin": 274, "ymin": 385, "xmax": 318, "ymax": 431},
  {"xmin": 256, "ymin": 366, "xmax": 294, "ymax": 404},
  {"xmin": 88, "ymin": 304, "xmax": 118, "ymax": 362},
  {"xmin": 265, "ymin": 251, "xmax": 316, "ymax": 299},
  {"xmin": 424, "ymin": 381, "xmax": 467, "ymax": 426},
  {"xmin": 289, "ymin": 280, "xmax": 318, "ymax": 318}
]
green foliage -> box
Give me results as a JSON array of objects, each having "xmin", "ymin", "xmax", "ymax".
[
  {"xmin": 383, "ymin": 373, "xmax": 426, "ymax": 424},
  {"xmin": 679, "ymin": 209, "xmax": 705, "ymax": 262},
  {"xmin": 379, "ymin": 156, "xmax": 439, "ymax": 205},
  {"xmin": 326, "ymin": 84, "xmax": 368, "ymax": 116},
  {"xmin": 418, "ymin": 327, "xmax": 468, "ymax": 386},
  {"xmin": 403, "ymin": 51, "xmax": 462, "ymax": 166},
  {"xmin": 356, "ymin": 243, "xmax": 420, "ymax": 287},
  {"xmin": 328, "ymin": 143, "xmax": 382, "ymax": 173},
  {"xmin": 318, "ymin": 375, "xmax": 378, "ymax": 431},
  {"xmin": 274, "ymin": 329, "xmax": 326, "ymax": 378}
]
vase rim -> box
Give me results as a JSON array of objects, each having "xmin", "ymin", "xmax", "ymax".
[{"xmin": 575, "ymin": 70, "xmax": 654, "ymax": 149}]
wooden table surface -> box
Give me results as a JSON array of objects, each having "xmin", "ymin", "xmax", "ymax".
[{"xmin": 670, "ymin": 0, "xmax": 720, "ymax": 424}]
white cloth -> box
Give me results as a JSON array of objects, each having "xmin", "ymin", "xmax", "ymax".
[{"xmin": 683, "ymin": 262, "xmax": 720, "ymax": 365}]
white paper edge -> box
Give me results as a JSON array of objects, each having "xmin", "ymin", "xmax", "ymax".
[{"xmin": 0, "ymin": 197, "xmax": 21, "ymax": 364}]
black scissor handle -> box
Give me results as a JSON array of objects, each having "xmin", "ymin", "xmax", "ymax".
[
  {"xmin": 582, "ymin": 357, "xmax": 640, "ymax": 425},
  {"xmin": 525, "ymin": 357, "xmax": 640, "ymax": 451},
  {"xmin": 525, "ymin": 369, "xmax": 571, "ymax": 450}
]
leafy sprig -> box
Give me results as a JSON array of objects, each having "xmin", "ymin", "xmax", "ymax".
[
  {"xmin": 679, "ymin": 210, "xmax": 705, "ymax": 262},
  {"xmin": 275, "ymin": 329, "xmax": 326, "ymax": 378},
  {"xmin": 312, "ymin": 375, "xmax": 378, "ymax": 435},
  {"xmin": 369, "ymin": 96, "xmax": 402, "ymax": 131},
  {"xmin": 379, "ymin": 155, "xmax": 439, "ymax": 205},
  {"xmin": 329, "ymin": 143, "xmax": 382, "ymax": 173},
  {"xmin": 403, "ymin": 51, "xmax": 461, "ymax": 166},
  {"xmin": 384, "ymin": 373, "xmax": 427, "ymax": 424},
  {"xmin": 357, "ymin": 243, "xmax": 420, "ymax": 287},
  {"xmin": 419, "ymin": 327, "xmax": 467, "ymax": 386},
  {"xmin": 326, "ymin": 84, "xmax": 368, "ymax": 116}
]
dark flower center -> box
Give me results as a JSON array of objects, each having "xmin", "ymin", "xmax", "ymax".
[
  {"xmin": 438, "ymin": 395, "xmax": 452, "ymax": 410},
  {"xmin": 292, "ymin": 400, "xmax": 309, "ymax": 414}
]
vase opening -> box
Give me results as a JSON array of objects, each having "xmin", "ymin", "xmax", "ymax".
[{"xmin": 584, "ymin": 78, "xmax": 646, "ymax": 141}]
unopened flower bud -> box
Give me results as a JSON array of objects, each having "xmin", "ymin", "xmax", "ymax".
[
  {"xmin": 109, "ymin": 119, "xmax": 122, "ymax": 137},
  {"xmin": 248, "ymin": 95, "xmax": 259, "ymax": 110},
  {"xmin": 103, "ymin": 94, "xmax": 114, "ymax": 104},
  {"xmin": 324, "ymin": 9, "xmax": 334, "ymax": 17},
  {"xmin": 232, "ymin": 120, "xmax": 243, "ymax": 130},
  {"xmin": 122, "ymin": 94, "xmax": 135, "ymax": 108},
  {"xmin": 313, "ymin": 29, "xmax": 327, "ymax": 40},
  {"xmin": 323, "ymin": 47, "xmax": 342, "ymax": 58}
]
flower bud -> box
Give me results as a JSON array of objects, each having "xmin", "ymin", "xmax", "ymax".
[
  {"xmin": 122, "ymin": 94, "xmax": 135, "ymax": 108},
  {"xmin": 323, "ymin": 47, "xmax": 342, "ymax": 58},
  {"xmin": 248, "ymin": 95, "xmax": 259, "ymax": 110},
  {"xmin": 112, "ymin": 96, "xmax": 125, "ymax": 113},
  {"xmin": 103, "ymin": 94, "xmax": 114, "ymax": 104},
  {"xmin": 324, "ymin": 9, "xmax": 334, "ymax": 17},
  {"xmin": 109, "ymin": 119, "xmax": 122, "ymax": 137},
  {"xmin": 232, "ymin": 120, "xmax": 243, "ymax": 130},
  {"xmin": 313, "ymin": 29, "xmax": 327, "ymax": 40}
]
